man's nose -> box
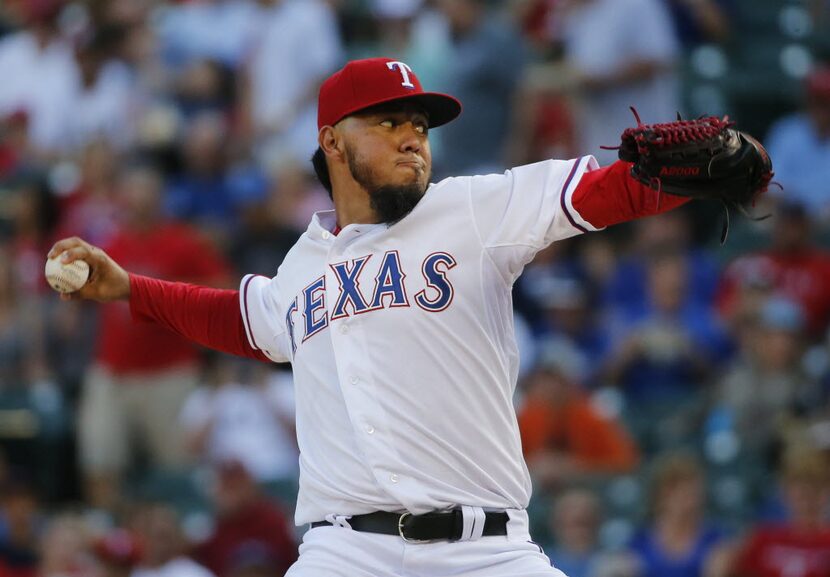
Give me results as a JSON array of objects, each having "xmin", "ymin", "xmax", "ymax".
[{"xmin": 398, "ymin": 124, "xmax": 422, "ymax": 152}]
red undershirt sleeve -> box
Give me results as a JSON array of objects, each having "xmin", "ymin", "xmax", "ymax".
[
  {"xmin": 571, "ymin": 160, "xmax": 690, "ymax": 228},
  {"xmin": 128, "ymin": 274, "xmax": 270, "ymax": 362}
]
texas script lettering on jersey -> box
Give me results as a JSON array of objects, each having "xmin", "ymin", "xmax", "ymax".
[{"xmin": 285, "ymin": 251, "xmax": 457, "ymax": 353}]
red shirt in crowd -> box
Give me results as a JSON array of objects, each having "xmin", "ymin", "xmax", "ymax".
[
  {"xmin": 518, "ymin": 392, "xmax": 639, "ymax": 473},
  {"xmin": 195, "ymin": 498, "xmax": 298, "ymax": 577},
  {"xmin": 97, "ymin": 222, "xmax": 230, "ymax": 374},
  {"xmin": 734, "ymin": 525, "xmax": 830, "ymax": 577},
  {"xmin": 716, "ymin": 249, "xmax": 830, "ymax": 337},
  {"xmin": 0, "ymin": 563, "xmax": 34, "ymax": 577}
]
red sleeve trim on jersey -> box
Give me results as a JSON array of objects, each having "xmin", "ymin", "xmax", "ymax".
[
  {"xmin": 571, "ymin": 160, "xmax": 690, "ymax": 229},
  {"xmin": 129, "ymin": 274, "xmax": 270, "ymax": 362}
]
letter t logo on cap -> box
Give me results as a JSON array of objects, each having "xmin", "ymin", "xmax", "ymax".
[{"xmin": 387, "ymin": 61, "xmax": 415, "ymax": 89}]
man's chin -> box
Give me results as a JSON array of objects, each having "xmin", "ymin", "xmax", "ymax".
[
  {"xmin": 368, "ymin": 183, "xmax": 426, "ymax": 225},
  {"xmin": 395, "ymin": 169, "xmax": 425, "ymax": 185}
]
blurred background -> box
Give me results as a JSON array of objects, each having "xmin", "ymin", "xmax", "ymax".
[{"xmin": 0, "ymin": 0, "xmax": 829, "ymax": 576}]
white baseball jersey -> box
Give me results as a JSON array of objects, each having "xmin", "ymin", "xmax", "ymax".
[{"xmin": 240, "ymin": 156, "xmax": 600, "ymax": 525}]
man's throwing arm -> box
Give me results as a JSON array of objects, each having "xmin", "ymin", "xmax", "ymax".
[{"xmin": 129, "ymin": 274, "xmax": 271, "ymax": 362}]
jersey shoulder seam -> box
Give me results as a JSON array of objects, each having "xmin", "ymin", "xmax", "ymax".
[{"xmin": 465, "ymin": 172, "xmax": 524, "ymax": 289}]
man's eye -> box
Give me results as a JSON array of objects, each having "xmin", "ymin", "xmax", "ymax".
[
  {"xmin": 415, "ymin": 124, "xmax": 428, "ymax": 135},
  {"xmin": 380, "ymin": 119, "xmax": 394, "ymax": 128}
]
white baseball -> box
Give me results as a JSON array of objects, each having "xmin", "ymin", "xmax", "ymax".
[{"xmin": 44, "ymin": 253, "xmax": 90, "ymax": 293}]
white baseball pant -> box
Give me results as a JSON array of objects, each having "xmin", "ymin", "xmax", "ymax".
[{"xmin": 285, "ymin": 509, "xmax": 568, "ymax": 577}]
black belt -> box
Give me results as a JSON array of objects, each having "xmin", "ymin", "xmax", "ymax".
[{"xmin": 311, "ymin": 509, "xmax": 509, "ymax": 543}]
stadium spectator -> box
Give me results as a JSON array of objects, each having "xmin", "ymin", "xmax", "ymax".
[
  {"xmin": 130, "ymin": 503, "xmax": 215, "ymax": 577},
  {"xmin": 800, "ymin": 327, "xmax": 830, "ymax": 435},
  {"xmin": 534, "ymin": 273, "xmax": 611, "ymax": 386},
  {"xmin": 0, "ymin": 173, "xmax": 58, "ymax": 390},
  {"xmin": 0, "ymin": 0, "xmax": 78, "ymax": 157},
  {"xmin": 518, "ymin": 352, "xmax": 639, "ymax": 490},
  {"xmin": 173, "ymin": 59, "xmax": 237, "ymax": 121},
  {"xmin": 765, "ymin": 66, "xmax": 830, "ymax": 221},
  {"xmin": 240, "ymin": 0, "xmax": 343, "ymax": 166},
  {"xmin": 0, "ymin": 110, "xmax": 32, "ymax": 178},
  {"xmin": 514, "ymin": 239, "xmax": 574, "ymax": 322},
  {"xmin": 224, "ymin": 542, "xmax": 286, "ymax": 577},
  {"xmin": 37, "ymin": 514, "xmax": 96, "ymax": 577},
  {"xmin": 730, "ymin": 448, "xmax": 830, "ymax": 577},
  {"xmin": 603, "ymin": 251, "xmax": 728, "ymax": 403},
  {"xmin": 558, "ymin": 0, "xmax": 681, "ymax": 166},
  {"xmin": 77, "ymin": 164, "xmax": 232, "ymax": 512},
  {"xmin": 4, "ymin": 173, "xmax": 58, "ymax": 297},
  {"xmin": 91, "ymin": 529, "xmax": 142, "ymax": 577},
  {"xmin": 665, "ymin": 0, "xmax": 733, "ymax": 47},
  {"xmin": 431, "ymin": 0, "xmax": 527, "ymax": 176},
  {"xmin": 368, "ymin": 0, "xmax": 450, "ymax": 89},
  {"xmin": 627, "ymin": 453, "xmax": 732, "ymax": 577},
  {"xmin": 180, "ymin": 356, "xmax": 298, "ymax": 485},
  {"xmin": 195, "ymin": 460, "xmax": 297, "ymax": 577},
  {"xmin": 67, "ymin": 29, "xmax": 137, "ymax": 151},
  {"xmin": 604, "ymin": 210, "xmax": 720, "ymax": 317},
  {"xmin": 52, "ymin": 140, "xmax": 121, "ymax": 248},
  {"xmin": 545, "ymin": 488, "xmax": 612, "ymax": 577},
  {"xmin": 0, "ymin": 247, "xmax": 31, "ymax": 389},
  {"xmin": 0, "ymin": 472, "xmax": 40, "ymax": 577},
  {"xmin": 507, "ymin": 1, "xmax": 582, "ymax": 168},
  {"xmin": 712, "ymin": 297, "xmax": 817, "ymax": 465},
  {"xmin": 155, "ymin": 0, "xmax": 259, "ymax": 71},
  {"xmin": 716, "ymin": 201, "xmax": 830, "ymax": 338},
  {"xmin": 226, "ymin": 163, "xmax": 312, "ymax": 280},
  {"xmin": 164, "ymin": 112, "xmax": 241, "ymax": 245}
]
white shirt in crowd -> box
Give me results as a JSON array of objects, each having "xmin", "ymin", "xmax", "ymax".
[
  {"xmin": 156, "ymin": 0, "xmax": 260, "ymax": 68},
  {"xmin": 68, "ymin": 60, "xmax": 137, "ymax": 150},
  {"xmin": 562, "ymin": 0, "xmax": 680, "ymax": 165},
  {"xmin": 241, "ymin": 156, "xmax": 599, "ymax": 525},
  {"xmin": 132, "ymin": 557, "xmax": 215, "ymax": 577},
  {"xmin": 0, "ymin": 31, "xmax": 139, "ymax": 153},
  {"xmin": 179, "ymin": 371, "xmax": 298, "ymax": 483},
  {"xmin": 245, "ymin": 0, "xmax": 343, "ymax": 163},
  {"xmin": 0, "ymin": 31, "xmax": 78, "ymax": 152}
]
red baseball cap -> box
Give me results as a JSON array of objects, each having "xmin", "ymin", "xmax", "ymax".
[{"xmin": 317, "ymin": 58, "xmax": 462, "ymax": 130}]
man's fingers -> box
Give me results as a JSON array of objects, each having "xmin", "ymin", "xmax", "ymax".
[
  {"xmin": 58, "ymin": 246, "xmax": 93, "ymax": 265},
  {"xmin": 48, "ymin": 237, "xmax": 89, "ymax": 260}
]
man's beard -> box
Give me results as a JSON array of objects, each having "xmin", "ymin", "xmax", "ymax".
[{"xmin": 346, "ymin": 145, "xmax": 427, "ymax": 225}]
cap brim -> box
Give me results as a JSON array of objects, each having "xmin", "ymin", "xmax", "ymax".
[
  {"xmin": 404, "ymin": 92, "xmax": 462, "ymax": 127},
  {"xmin": 334, "ymin": 92, "xmax": 462, "ymax": 128}
]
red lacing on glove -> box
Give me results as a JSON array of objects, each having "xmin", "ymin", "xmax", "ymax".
[{"xmin": 621, "ymin": 108, "xmax": 734, "ymax": 156}]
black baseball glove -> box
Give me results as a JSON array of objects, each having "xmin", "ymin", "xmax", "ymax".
[{"xmin": 615, "ymin": 110, "xmax": 774, "ymax": 243}]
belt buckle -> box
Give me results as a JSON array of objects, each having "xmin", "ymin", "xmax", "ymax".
[{"xmin": 397, "ymin": 512, "xmax": 433, "ymax": 544}]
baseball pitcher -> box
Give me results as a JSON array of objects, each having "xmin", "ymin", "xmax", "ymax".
[{"xmin": 50, "ymin": 58, "xmax": 771, "ymax": 576}]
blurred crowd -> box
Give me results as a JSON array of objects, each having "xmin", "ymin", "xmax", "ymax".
[{"xmin": 0, "ymin": 0, "xmax": 829, "ymax": 576}]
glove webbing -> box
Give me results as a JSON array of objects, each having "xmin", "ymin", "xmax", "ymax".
[{"xmin": 608, "ymin": 109, "xmax": 774, "ymax": 244}]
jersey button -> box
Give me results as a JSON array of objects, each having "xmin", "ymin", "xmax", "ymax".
[
  {"xmin": 350, "ymin": 376, "xmax": 359, "ymax": 385},
  {"xmin": 339, "ymin": 324, "xmax": 349, "ymax": 335},
  {"xmin": 366, "ymin": 425, "xmax": 375, "ymax": 434},
  {"xmin": 322, "ymin": 231, "xmax": 331, "ymax": 240},
  {"xmin": 390, "ymin": 474, "xmax": 399, "ymax": 483}
]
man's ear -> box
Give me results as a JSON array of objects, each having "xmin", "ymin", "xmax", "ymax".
[{"xmin": 318, "ymin": 126, "xmax": 344, "ymax": 160}]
